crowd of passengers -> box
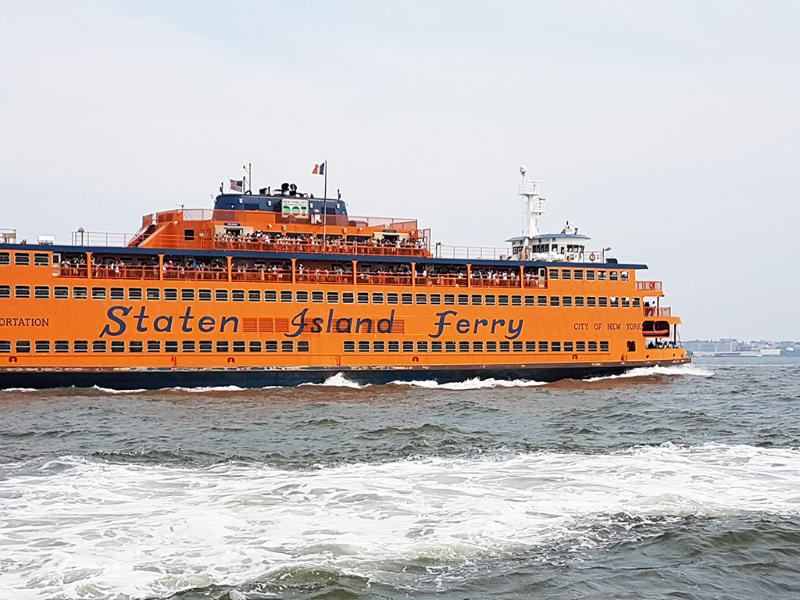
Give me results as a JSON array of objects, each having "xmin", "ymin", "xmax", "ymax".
[
  {"xmin": 214, "ymin": 230, "xmax": 426, "ymax": 251},
  {"xmin": 647, "ymin": 340, "xmax": 679, "ymax": 349}
]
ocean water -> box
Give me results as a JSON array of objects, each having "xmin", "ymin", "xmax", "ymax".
[{"xmin": 1, "ymin": 358, "xmax": 799, "ymax": 599}]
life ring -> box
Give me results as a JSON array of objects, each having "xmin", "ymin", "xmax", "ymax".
[{"xmin": 589, "ymin": 252, "xmax": 596, "ymax": 262}]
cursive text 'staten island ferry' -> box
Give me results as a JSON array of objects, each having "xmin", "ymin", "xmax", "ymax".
[{"xmin": 0, "ymin": 166, "xmax": 688, "ymax": 389}]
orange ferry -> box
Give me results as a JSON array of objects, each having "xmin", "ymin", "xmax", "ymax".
[{"xmin": 0, "ymin": 167, "xmax": 688, "ymax": 389}]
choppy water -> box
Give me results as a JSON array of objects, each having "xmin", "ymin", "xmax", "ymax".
[{"xmin": 2, "ymin": 358, "xmax": 800, "ymax": 599}]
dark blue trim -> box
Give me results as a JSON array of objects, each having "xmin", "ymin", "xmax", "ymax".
[{"xmin": 0, "ymin": 243, "xmax": 648, "ymax": 270}]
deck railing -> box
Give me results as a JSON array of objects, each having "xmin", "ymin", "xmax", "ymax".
[
  {"xmin": 644, "ymin": 306, "xmax": 671, "ymax": 317},
  {"xmin": 636, "ymin": 280, "xmax": 663, "ymax": 291}
]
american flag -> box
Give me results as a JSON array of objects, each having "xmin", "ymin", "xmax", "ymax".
[{"xmin": 230, "ymin": 179, "xmax": 243, "ymax": 192}]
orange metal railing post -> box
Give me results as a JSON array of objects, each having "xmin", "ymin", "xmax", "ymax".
[
  {"xmin": 158, "ymin": 254, "xmax": 164, "ymax": 280},
  {"xmin": 86, "ymin": 252, "xmax": 92, "ymax": 280},
  {"xmin": 226, "ymin": 256, "xmax": 232, "ymax": 282},
  {"xmin": 352, "ymin": 260, "xmax": 358, "ymax": 286},
  {"xmin": 466, "ymin": 264, "xmax": 471, "ymax": 288},
  {"xmin": 411, "ymin": 263, "xmax": 416, "ymax": 288},
  {"xmin": 291, "ymin": 258, "xmax": 296, "ymax": 284}
]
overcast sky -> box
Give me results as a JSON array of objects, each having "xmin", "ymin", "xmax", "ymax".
[{"xmin": 2, "ymin": 1, "xmax": 799, "ymax": 340}]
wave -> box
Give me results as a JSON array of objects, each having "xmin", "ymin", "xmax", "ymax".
[
  {"xmin": 0, "ymin": 387, "xmax": 38, "ymax": 392},
  {"xmin": 2, "ymin": 443, "xmax": 798, "ymax": 597},
  {"xmin": 300, "ymin": 372, "xmax": 366, "ymax": 389},
  {"xmin": 392, "ymin": 377, "xmax": 547, "ymax": 390},
  {"xmin": 586, "ymin": 364, "xmax": 715, "ymax": 382}
]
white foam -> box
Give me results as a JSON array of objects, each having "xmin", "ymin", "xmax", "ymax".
[
  {"xmin": 1, "ymin": 387, "xmax": 38, "ymax": 392},
  {"xmin": 90, "ymin": 385, "xmax": 148, "ymax": 394},
  {"xmin": 585, "ymin": 364, "xmax": 715, "ymax": 381},
  {"xmin": 392, "ymin": 377, "xmax": 547, "ymax": 390},
  {"xmin": 166, "ymin": 385, "xmax": 249, "ymax": 392},
  {"xmin": 300, "ymin": 372, "xmax": 366, "ymax": 388},
  {"xmin": 2, "ymin": 443, "xmax": 798, "ymax": 598}
]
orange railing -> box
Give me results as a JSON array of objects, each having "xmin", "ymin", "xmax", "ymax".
[
  {"xmin": 164, "ymin": 268, "xmax": 228, "ymax": 281},
  {"xmin": 644, "ymin": 306, "xmax": 671, "ymax": 317},
  {"xmin": 92, "ymin": 266, "xmax": 160, "ymax": 280},
  {"xmin": 231, "ymin": 269, "xmax": 292, "ymax": 283},
  {"xmin": 214, "ymin": 239, "xmax": 428, "ymax": 257},
  {"xmin": 637, "ymin": 280, "xmax": 662, "ymax": 291},
  {"xmin": 414, "ymin": 275, "xmax": 469, "ymax": 287},
  {"xmin": 470, "ymin": 277, "xmax": 523, "ymax": 288}
]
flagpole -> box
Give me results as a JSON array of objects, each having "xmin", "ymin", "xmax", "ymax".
[{"xmin": 322, "ymin": 160, "xmax": 328, "ymax": 253}]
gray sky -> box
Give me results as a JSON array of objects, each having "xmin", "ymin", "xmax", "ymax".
[{"xmin": 2, "ymin": 0, "xmax": 799, "ymax": 340}]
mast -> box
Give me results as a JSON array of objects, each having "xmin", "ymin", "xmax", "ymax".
[{"xmin": 519, "ymin": 166, "xmax": 545, "ymax": 239}]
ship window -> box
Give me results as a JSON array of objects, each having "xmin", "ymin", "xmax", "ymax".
[
  {"xmin": 562, "ymin": 296, "xmax": 572, "ymax": 307},
  {"xmin": 248, "ymin": 341, "xmax": 261, "ymax": 353},
  {"xmin": 500, "ymin": 341, "xmax": 510, "ymax": 352},
  {"xmin": 445, "ymin": 341, "xmax": 456, "ymax": 352},
  {"xmin": 431, "ymin": 341, "xmax": 442, "ymax": 352},
  {"xmin": 129, "ymin": 288, "xmax": 143, "ymax": 300},
  {"xmin": 110, "ymin": 287, "xmax": 124, "ymax": 300},
  {"xmin": 35, "ymin": 340, "xmax": 50, "ymax": 353},
  {"xmin": 576, "ymin": 341, "xmax": 586, "ymax": 352},
  {"xmin": 232, "ymin": 341, "xmax": 245, "ymax": 353},
  {"xmin": 74, "ymin": 287, "xmax": 88, "ymax": 299},
  {"xmin": 263, "ymin": 290, "xmax": 276, "ymax": 302},
  {"xmin": 511, "ymin": 295, "xmax": 521, "ymax": 306},
  {"xmin": 296, "ymin": 291, "xmax": 309, "ymax": 303},
  {"xmin": 621, "ymin": 271, "xmax": 629, "ymax": 282},
  {"xmin": 526, "ymin": 341, "xmax": 536, "ymax": 352},
  {"xmin": 147, "ymin": 288, "xmax": 160, "ymax": 301},
  {"xmin": 600, "ymin": 341, "xmax": 610, "ymax": 352},
  {"xmin": 430, "ymin": 294, "xmax": 441, "ymax": 305},
  {"xmin": 417, "ymin": 341, "xmax": 428, "ymax": 352},
  {"xmin": 183, "ymin": 289, "xmax": 196, "ymax": 301},
  {"xmin": 183, "ymin": 341, "xmax": 196, "ymax": 353},
  {"xmin": 599, "ymin": 297, "xmax": 608, "ymax": 308},
  {"xmin": 444, "ymin": 294, "xmax": 455, "ymax": 305},
  {"xmin": 372, "ymin": 293, "xmax": 384, "ymax": 304},
  {"xmin": 232, "ymin": 290, "xmax": 245, "ymax": 302},
  {"xmin": 358, "ymin": 341, "xmax": 370, "ymax": 352},
  {"xmin": 312, "ymin": 291, "xmax": 324, "ymax": 303},
  {"xmin": 551, "ymin": 341, "xmax": 561, "ymax": 352},
  {"xmin": 248, "ymin": 290, "xmax": 260, "ymax": 302},
  {"xmin": 524, "ymin": 295, "xmax": 535, "ymax": 306},
  {"xmin": 298, "ymin": 341, "xmax": 309, "ymax": 353},
  {"xmin": 91, "ymin": 287, "xmax": 106, "ymax": 300},
  {"xmin": 598, "ymin": 270, "xmax": 607, "ymax": 281},
  {"xmin": 147, "ymin": 340, "xmax": 161, "ymax": 353},
  {"xmin": 279, "ymin": 290, "xmax": 292, "ymax": 302},
  {"xmin": 633, "ymin": 297, "xmax": 641, "ymax": 308},
  {"xmin": 459, "ymin": 341, "xmax": 470, "ymax": 352},
  {"xmin": 199, "ymin": 341, "xmax": 212, "ymax": 353},
  {"xmin": 622, "ymin": 297, "xmax": 630, "ymax": 308},
  {"xmin": 0, "ymin": 253, "xmax": 8, "ymax": 265},
  {"xmin": 458, "ymin": 294, "xmax": 468, "ymax": 306},
  {"xmin": 0, "ymin": 340, "xmax": 10, "ymax": 352},
  {"xmin": 472, "ymin": 341, "xmax": 483, "ymax": 352},
  {"xmin": 215, "ymin": 341, "xmax": 228, "ymax": 353},
  {"xmin": 401, "ymin": 293, "xmax": 412, "ymax": 305},
  {"xmin": 627, "ymin": 341, "xmax": 636, "ymax": 352},
  {"xmin": 16, "ymin": 340, "xmax": 31, "ymax": 353},
  {"xmin": 487, "ymin": 341, "xmax": 497, "ymax": 352},
  {"xmin": 129, "ymin": 341, "xmax": 143, "ymax": 353},
  {"xmin": 265, "ymin": 341, "xmax": 278, "ymax": 352},
  {"xmin": 165, "ymin": 341, "xmax": 179, "ymax": 353},
  {"xmin": 575, "ymin": 296, "xmax": 585, "ymax": 307},
  {"xmin": 485, "ymin": 295, "xmax": 496, "ymax": 306},
  {"xmin": 586, "ymin": 270, "xmax": 595, "ymax": 281},
  {"xmin": 184, "ymin": 229, "xmax": 195, "ymax": 241},
  {"xmin": 92, "ymin": 340, "xmax": 107, "ymax": 353},
  {"xmin": 587, "ymin": 296, "xmax": 597, "ymax": 307},
  {"xmin": 610, "ymin": 271, "xmax": 618, "ymax": 281},
  {"xmin": 574, "ymin": 269, "xmax": 584, "ymax": 280},
  {"xmin": 0, "ymin": 286, "xmax": 9, "ymax": 298},
  {"xmin": 55, "ymin": 340, "xmax": 69, "ymax": 353},
  {"xmin": 549, "ymin": 296, "xmax": 560, "ymax": 307},
  {"xmin": 73, "ymin": 340, "xmax": 88, "ymax": 353},
  {"xmin": 15, "ymin": 285, "xmax": 30, "ymax": 298},
  {"xmin": 343, "ymin": 341, "xmax": 355, "ymax": 353},
  {"xmin": 198, "ymin": 289, "xmax": 212, "ymax": 301},
  {"xmin": 564, "ymin": 341, "xmax": 574, "ymax": 352},
  {"xmin": 111, "ymin": 340, "xmax": 125, "ymax": 353},
  {"xmin": 327, "ymin": 291, "xmax": 339, "ymax": 304},
  {"xmin": 538, "ymin": 341, "xmax": 548, "ymax": 352},
  {"xmin": 357, "ymin": 292, "xmax": 369, "ymax": 304},
  {"xmin": 34, "ymin": 286, "xmax": 50, "ymax": 299},
  {"xmin": 34, "ymin": 253, "xmax": 50, "ymax": 266},
  {"xmin": 548, "ymin": 269, "xmax": 559, "ymax": 280},
  {"xmin": 561, "ymin": 269, "xmax": 571, "ymax": 280},
  {"xmin": 15, "ymin": 253, "xmax": 30, "ymax": 266},
  {"xmin": 343, "ymin": 292, "xmax": 355, "ymax": 304},
  {"xmin": 164, "ymin": 288, "xmax": 178, "ymax": 301},
  {"xmin": 389, "ymin": 341, "xmax": 400, "ymax": 352},
  {"xmin": 387, "ymin": 293, "xmax": 398, "ymax": 305},
  {"xmin": 215, "ymin": 289, "xmax": 228, "ymax": 302},
  {"xmin": 471, "ymin": 294, "xmax": 482, "ymax": 306},
  {"xmin": 537, "ymin": 296, "xmax": 547, "ymax": 307},
  {"xmin": 499, "ymin": 295, "xmax": 509, "ymax": 306},
  {"xmin": 588, "ymin": 341, "xmax": 598, "ymax": 352},
  {"xmin": 373, "ymin": 341, "xmax": 385, "ymax": 353},
  {"xmin": 513, "ymin": 341, "xmax": 523, "ymax": 352},
  {"xmin": 402, "ymin": 341, "xmax": 414, "ymax": 352}
]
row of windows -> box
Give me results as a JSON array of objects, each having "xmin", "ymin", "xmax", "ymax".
[
  {"xmin": 0, "ymin": 285, "xmax": 642, "ymax": 308},
  {"xmin": 0, "ymin": 340, "xmax": 309, "ymax": 354},
  {"xmin": 0, "ymin": 252, "xmax": 629, "ymax": 282},
  {"xmin": 343, "ymin": 340, "xmax": 611, "ymax": 353}
]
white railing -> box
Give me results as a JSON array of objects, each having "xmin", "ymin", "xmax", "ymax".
[
  {"xmin": 434, "ymin": 244, "xmax": 511, "ymax": 260},
  {"xmin": 71, "ymin": 231, "xmax": 136, "ymax": 247}
]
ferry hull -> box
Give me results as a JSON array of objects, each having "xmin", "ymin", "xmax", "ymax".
[{"xmin": 0, "ymin": 358, "xmax": 690, "ymax": 390}]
